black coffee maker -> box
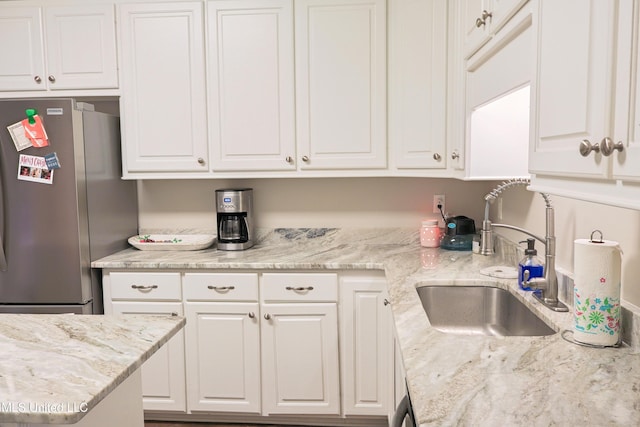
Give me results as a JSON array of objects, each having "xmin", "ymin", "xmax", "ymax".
[{"xmin": 215, "ymin": 188, "xmax": 254, "ymax": 250}]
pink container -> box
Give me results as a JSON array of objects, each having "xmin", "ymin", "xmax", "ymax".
[{"xmin": 420, "ymin": 219, "xmax": 442, "ymax": 248}]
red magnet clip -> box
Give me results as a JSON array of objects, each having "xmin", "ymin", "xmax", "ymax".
[{"xmin": 22, "ymin": 108, "xmax": 49, "ymax": 148}]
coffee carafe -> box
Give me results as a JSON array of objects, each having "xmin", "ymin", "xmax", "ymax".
[{"xmin": 215, "ymin": 189, "xmax": 254, "ymax": 250}]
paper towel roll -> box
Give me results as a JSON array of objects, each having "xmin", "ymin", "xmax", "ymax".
[{"xmin": 573, "ymin": 238, "xmax": 622, "ymax": 346}]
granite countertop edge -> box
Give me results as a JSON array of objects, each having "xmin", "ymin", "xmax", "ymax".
[
  {"xmin": 93, "ymin": 228, "xmax": 640, "ymax": 426},
  {"xmin": 0, "ymin": 315, "xmax": 185, "ymax": 424}
]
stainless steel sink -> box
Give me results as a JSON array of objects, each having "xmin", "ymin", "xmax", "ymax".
[{"xmin": 416, "ymin": 286, "xmax": 556, "ymax": 336}]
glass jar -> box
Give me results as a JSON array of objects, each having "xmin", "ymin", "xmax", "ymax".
[{"xmin": 420, "ymin": 219, "xmax": 442, "ymax": 248}]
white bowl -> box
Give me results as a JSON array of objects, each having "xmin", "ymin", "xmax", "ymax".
[{"xmin": 128, "ymin": 234, "xmax": 216, "ymax": 251}]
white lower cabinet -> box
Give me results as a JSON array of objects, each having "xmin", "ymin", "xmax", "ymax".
[
  {"xmin": 183, "ymin": 273, "xmax": 261, "ymax": 413},
  {"xmin": 102, "ymin": 269, "xmax": 393, "ymax": 422},
  {"xmin": 260, "ymin": 273, "xmax": 341, "ymax": 415},
  {"xmin": 340, "ymin": 274, "xmax": 393, "ymax": 416},
  {"xmin": 103, "ymin": 272, "xmax": 186, "ymax": 413}
]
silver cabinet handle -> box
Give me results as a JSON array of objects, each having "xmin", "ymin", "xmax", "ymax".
[
  {"xmin": 579, "ymin": 139, "xmax": 600, "ymax": 157},
  {"xmin": 207, "ymin": 285, "xmax": 235, "ymax": 291},
  {"xmin": 476, "ymin": 10, "xmax": 492, "ymax": 27},
  {"xmin": 171, "ymin": 312, "xmax": 178, "ymax": 316},
  {"xmin": 433, "ymin": 153, "xmax": 442, "ymax": 161},
  {"xmin": 48, "ymin": 75, "xmax": 56, "ymax": 83},
  {"xmin": 285, "ymin": 156, "xmax": 293, "ymax": 163},
  {"xmin": 197, "ymin": 157, "xmax": 206, "ymax": 166},
  {"xmin": 599, "ymin": 137, "xmax": 624, "ymax": 156},
  {"xmin": 248, "ymin": 312, "xmax": 255, "ymax": 318},
  {"xmin": 285, "ymin": 286, "xmax": 314, "ymax": 291},
  {"xmin": 264, "ymin": 314, "xmax": 271, "ymax": 320},
  {"xmin": 451, "ymin": 151, "xmax": 460, "ymax": 160},
  {"xmin": 384, "ymin": 299, "xmax": 390, "ymax": 306},
  {"xmin": 34, "ymin": 75, "xmax": 42, "ymax": 83},
  {"xmin": 302, "ymin": 156, "xmax": 310, "ymax": 162},
  {"xmin": 131, "ymin": 284, "xmax": 158, "ymax": 290}
]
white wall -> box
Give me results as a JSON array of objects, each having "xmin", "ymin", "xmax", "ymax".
[
  {"xmin": 137, "ymin": 178, "xmax": 640, "ymax": 307},
  {"xmin": 137, "ymin": 177, "xmax": 495, "ymax": 229},
  {"xmin": 497, "ymin": 187, "xmax": 640, "ymax": 306}
]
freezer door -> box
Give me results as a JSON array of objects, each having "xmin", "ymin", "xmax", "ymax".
[{"xmin": 0, "ymin": 99, "xmax": 90, "ymax": 305}]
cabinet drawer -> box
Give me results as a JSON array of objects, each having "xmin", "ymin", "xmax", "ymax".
[
  {"xmin": 183, "ymin": 273, "xmax": 259, "ymax": 301},
  {"xmin": 261, "ymin": 273, "xmax": 338, "ymax": 302},
  {"xmin": 109, "ymin": 272, "xmax": 182, "ymax": 301}
]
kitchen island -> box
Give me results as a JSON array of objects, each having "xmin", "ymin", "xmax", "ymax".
[
  {"xmin": 0, "ymin": 313, "xmax": 184, "ymax": 426},
  {"xmin": 93, "ymin": 228, "xmax": 640, "ymax": 426}
]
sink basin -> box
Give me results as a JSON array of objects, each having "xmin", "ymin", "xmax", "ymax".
[{"xmin": 416, "ymin": 285, "xmax": 556, "ymax": 336}]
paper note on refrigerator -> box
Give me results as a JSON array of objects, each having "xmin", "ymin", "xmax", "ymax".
[
  {"xmin": 7, "ymin": 121, "xmax": 33, "ymax": 151},
  {"xmin": 17, "ymin": 154, "xmax": 53, "ymax": 184},
  {"xmin": 21, "ymin": 115, "xmax": 49, "ymax": 147}
]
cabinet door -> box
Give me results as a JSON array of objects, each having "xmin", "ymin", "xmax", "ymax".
[
  {"xmin": 529, "ymin": 0, "xmax": 616, "ymax": 178},
  {"xmin": 462, "ymin": 0, "xmax": 490, "ymax": 57},
  {"xmin": 119, "ymin": 2, "xmax": 208, "ymax": 174},
  {"xmin": 44, "ymin": 5, "xmax": 118, "ymax": 90},
  {"xmin": 0, "ymin": 7, "xmax": 44, "ymax": 91},
  {"xmin": 340, "ymin": 276, "xmax": 393, "ymax": 416},
  {"xmin": 207, "ymin": 0, "xmax": 296, "ymax": 171},
  {"xmin": 261, "ymin": 303, "xmax": 340, "ymax": 414},
  {"xmin": 184, "ymin": 302, "xmax": 261, "ymax": 413},
  {"xmin": 463, "ymin": 0, "xmax": 528, "ymax": 58},
  {"xmin": 111, "ymin": 301, "xmax": 186, "ymax": 412},
  {"xmin": 389, "ymin": 0, "xmax": 447, "ymax": 170},
  {"xmin": 295, "ymin": 0, "xmax": 386, "ymax": 170},
  {"xmin": 613, "ymin": 0, "xmax": 640, "ymax": 182}
]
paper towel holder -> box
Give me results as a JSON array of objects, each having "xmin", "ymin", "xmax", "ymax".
[{"xmin": 590, "ymin": 230, "xmax": 604, "ymax": 244}]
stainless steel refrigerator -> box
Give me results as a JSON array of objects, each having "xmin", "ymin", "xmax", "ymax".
[{"xmin": 0, "ymin": 99, "xmax": 137, "ymax": 314}]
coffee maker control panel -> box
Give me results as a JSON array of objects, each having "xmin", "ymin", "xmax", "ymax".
[{"xmin": 220, "ymin": 197, "xmax": 236, "ymax": 210}]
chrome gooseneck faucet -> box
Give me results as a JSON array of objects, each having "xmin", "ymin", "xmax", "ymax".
[{"xmin": 481, "ymin": 179, "xmax": 569, "ymax": 312}]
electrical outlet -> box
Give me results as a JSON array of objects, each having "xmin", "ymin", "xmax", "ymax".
[{"xmin": 433, "ymin": 194, "xmax": 445, "ymax": 214}]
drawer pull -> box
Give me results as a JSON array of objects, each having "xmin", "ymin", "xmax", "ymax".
[
  {"xmin": 171, "ymin": 312, "xmax": 178, "ymax": 316},
  {"xmin": 285, "ymin": 286, "xmax": 314, "ymax": 292},
  {"xmin": 207, "ymin": 285, "xmax": 236, "ymax": 291},
  {"xmin": 384, "ymin": 299, "xmax": 390, "ymax": 306},
  {"xmin": 248, "ymin": 312, "xmax": 255, "ymax": 319},
  {"xmin": 264, "ymin": 314, "xmax": 271, "ymax": 320},
  {"xmin": 131, "ymin": 285, "xmax": 158, "ymax": 290}
]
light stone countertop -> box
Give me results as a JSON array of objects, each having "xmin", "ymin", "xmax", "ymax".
[
  {"xmin": 93, "ymin": 228, "xmax": 640, "ymax": 426},
  {"xmin": 0, "ymin": 314, "xmax": 185, "ymax": 424}
]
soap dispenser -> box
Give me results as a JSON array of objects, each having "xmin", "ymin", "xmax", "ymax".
[{"xmin": 518, "ymin": 238, "xmax": 544, "ymax": 291}]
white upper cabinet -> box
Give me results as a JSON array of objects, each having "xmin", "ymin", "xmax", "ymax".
[
  {"xmin": 119, "ymin": 2, "xmax": 208, "ymax": 174},
  {"xmin": 529, "ymin": 0, "xmax": 615, "ymax": 179},
  {"xmin": 388, "ymin": 0, "xmax": 447, "ymax": 171},
  {"xmin": 463, "ymin": 0, "xmax": 529, "ymax": 57},
  {"xmin": 465, "ymin": 1, "xmax": 533, "ymax": 179},
  {"xmin": 207, "ymin": 0, "xmax": 296, "ymax": 172},
  {"xmin": 529, "ymin": 0, "xmax": 640, "ymax": 209},
  {"xmin": 0, "ymin": 4, "xmax": 117, "ymax": 92},
  {"xmin": 448, "ymin": 0, "xmax": 533, "ymax": 179},
  {"xmin": 611, "ymin": 0, "xmax": 640, "ymax": 182},
  {"xmin": 294, "ymin": 0, "xmax": 387, "ymax": 170}
]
